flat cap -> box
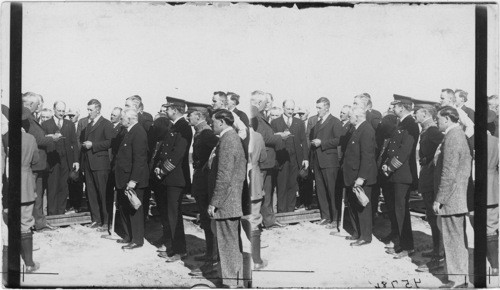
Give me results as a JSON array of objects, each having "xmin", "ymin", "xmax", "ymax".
[
  {"xmin": 165, "ymin": 96, "xmax": 186, "ymax": 109},
  {"xmin": 391, "ymin": 94, "xmax": 413, "ymax": 106}
]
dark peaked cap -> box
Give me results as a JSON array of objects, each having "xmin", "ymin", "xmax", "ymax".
[
  {"xmin": 185, "ymin": 101, "xmax": 211, "ymax": 114},
  {"xmin": 412, "ymin": 98, "xmax": 440, "ymax": 111},
  {"xmin": 391, "ymin": 94, "xmax": 413, "ymax": 106},
  {"xmin": 165, "ymin": 96, "xmax": 186, "ymax": 109}
]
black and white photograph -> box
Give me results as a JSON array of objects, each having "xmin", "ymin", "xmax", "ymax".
[{"xmin": 0, "ymin": 1, "xmax": 498, "ymax": 288}]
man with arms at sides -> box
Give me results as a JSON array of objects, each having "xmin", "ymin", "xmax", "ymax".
[
  {"xmin": 454, "ymin": 89, "xmax": 474, "ymax": 123},
  {"xmin": 271, "ymin": 99, "xmax": 308, "ymax": 213},
  {"xmin": 22, "ymin": 92, "xmax": 59, "ymax": 232},
  {"xmin": 342, "ymin": 107, "xmax": 377, "ymax": 246},
  {"xmin": 66, "ymin": 108, "xmax": 84, "ymax": 213},
  {"xmin": 334, "ymin": 105, "xmax": 353, "ymax": 228},
  {"xmin": 250, "ymin": 90, "xmax": 286, "ymax": 228},
  {"xmin": 379, "ymin": 104, "xmax": 415, "ymax": 259},
  {"xmin": 39, "ymin": 108, "xmax": 53, "ymax": 124},
  {"xmin": 104, "ymin": 107, "xmax": 125, "ymax": 231},
  {"xmin": 227, "ymin": 92, "xmax": 250, "ymax": 128},
  {"xmin": 81, "ymin": 99, "xmax": 114, "ymax": 231},
  {"xmin": 243, "ymin": 107, "xmax": 269, "ymax": 270},
  {"xmin": 309, "ymin": 97, "xmax": 343, "ymax": 229},
  {"xmin": 295, "ymin": 107, "xmax": 314, "ymax": 210},
  {"xmin": 185, "ymin": 101, "xmax": 219, "ymax": 268},
  {"xmin": 391, "ymin": 95, "xmax": 419, "ymax": 190},
  {"xmin": 42, "ymin": 101, "xmax": 79, "ymax": 215},
  {"xmin": 433, "ymin": 106, "xmax": 471, "ymax": 288},
  {"xmin": 114, "ymin": 109, "xmax": 149, "ymax": 250},
  {"xmin": 212, "ymin": 91, "xmax": 248, "ymax": 141},
  {"xmin": 412, "ymin": 100, "xmax": 445, "ymax": 272},
  {"xmin": 165, "ymin": 97, "xmax": 193, "ymax": 198},
  {"xmin": 208, "ymin": 109, "xmax": 247, "ymax": 288}
]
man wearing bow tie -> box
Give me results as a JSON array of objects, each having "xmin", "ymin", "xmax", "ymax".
[
  {"xmin": 42, "ymin": 101, "xmax": 79, "ymax": 215},
  {"xmin": 271, "ymin": 99, "xmax": 308, "ymax": 213}
]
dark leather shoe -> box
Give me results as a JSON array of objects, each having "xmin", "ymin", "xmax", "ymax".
[
  {"xmin": 86, "ymin": 222, "xmax": 101, "ymax": 229},
  {"xmin": 117, "ymin": 239, "xmax": 130, "ymax": 244},
  {"xmin": 122, "ymin": 243, "xmax": 143, "ymax": 250},
  {"xmin": 345, "ymin": 235, "xmax": 359, "ymax": 241},
  {"xmin": 194, "ymin": 254, "xmax": 211, "ymax": 262},
  {"xmin": 38, "ymin": 224, "xmax": 59, "ymax": 232},
  {"xmin": 350, "ymin": 240, "xmax": 371, "ymax": 247},
  {"xmin": 318, "ymin": 219, "xmax": 331, "ymax": 226},
  {"xmin": 421, "ymin": 250, "xmax": 439, "ymax": 258}
]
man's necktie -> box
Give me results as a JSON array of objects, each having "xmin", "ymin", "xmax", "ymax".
[
  {"xmin": 57, "ymin": 118, "xmax": 62, "ymax": 129},
  {"xmin": 287, "ymin": 117, "xmax": 291, "ymax": 128}
]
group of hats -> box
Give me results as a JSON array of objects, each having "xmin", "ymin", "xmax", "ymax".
[
  {"xmin": 391, "ymin": 94, "xmax": 439, "ymax": 111},
  {"xmin": 165, "ymin": 96, "xmax": 212, "ymax": 114}
]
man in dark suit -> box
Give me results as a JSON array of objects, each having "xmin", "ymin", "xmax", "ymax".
[
  {"xmin": 65, "ymin": 108, "xmax": 84, "ymax": 213},
  {"xmin": 186, "ymin": 101, "xmax": 219, "ymax": 264},
  {"xmin": 42, "ymin": 101, "xmax": 79, "ymax": 215},
  {"xmin": 208, "ymin": 109, "xmax": 247, "ymax": 288},
  {"xmin": 309, "ymin": 97, "xmax": 343, "ymax": 228},
  {"xmin": 227, "ymin": 92, "xmax": 250, "ymax": 127},
  {"xmin": 250, "ymin": 91, "xmax": 285, "ymax": 228},
  {"xmin": 81, "ymin": 99, "xmax": 114, "ymax": 231},
  {"xmin": 454, "ymin": 89, "xmax": 474, "ymax": 123},
  {"xmin": 114, "ymin": 108, "xmax": 149, "ymax": 250},
  {"xmin": 125, "ymin": 95, "xmax": 153, "ymax": 133},
  {"xmin": 434, "ymin": 106, "xmax": 472, "ymax": 288},
  {"xmin": 412, "ymin": 100, "xmax": 445, "ymax": 272},
  {"xmin": 341, "ymin": 107, "xmax": 377, "ymax": 246},
  {"xmin": 379, "ymin": 112, "xmax": 416, "ymax": 259},
  {"xmin": 295, "ymin": 107, "xmax": 314, "ymax": 210},
  {"xmin": 104, "ymin": 107, "xmax": 125, "ymax": 231},
  {"xmin": 391, "ymin": 94, "xmax": 420, "ymax": 190},
  {"xmin": 165, "ymin": 97, "xmax": 193, "ymax": 197},
  {"xmin": 22, "ymin": 92, "xmax": 58, "ymax": 231},
  {"xmin": 353, "ymin": 93, "xmax": 383, "ymax": 214},
  {"xmin": 271, "ymin": 99, "xmax": 308, "ymax": 213}
]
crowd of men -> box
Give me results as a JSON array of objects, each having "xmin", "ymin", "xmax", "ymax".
[{"xmin": 0, "ymin": 88, "xmax": 498, "ymax": 288}]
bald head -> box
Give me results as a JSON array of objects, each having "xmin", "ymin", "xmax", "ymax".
[
  {"xmin": 53, "ymin": 101, "xmax": 66, "ymax": 119},
  {"xmin": 282, "ymin": 99, "xmax": 295, "ymax": 117}
]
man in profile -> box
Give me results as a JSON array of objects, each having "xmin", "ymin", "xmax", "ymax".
[
  {"xmin": 341, "ymin": 107, "xmax": 377, "ymax": 246},
  {"xmin": 208, "ymin": 109, "xmax": 246, "ymax": 288},
  {"xmin": 114, "ymin": 108, "xmax": 149, "ymax": 250},
  {"xmin": 433, "ymin": 106, "xmax": 471, "ymax": 288}
]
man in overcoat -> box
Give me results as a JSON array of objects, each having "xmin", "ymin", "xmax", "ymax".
[{"xmin": 114, "ymin": 108, "xmax": 149, "ymax": 250}]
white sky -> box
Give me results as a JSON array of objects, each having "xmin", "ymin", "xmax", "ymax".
[{"xmin": 1, "ymin": 2, "xmax": 498, "ymax": 119}]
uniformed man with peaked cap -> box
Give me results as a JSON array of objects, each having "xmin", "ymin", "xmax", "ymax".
[
  {"xmin": 164, "ymin": 97, "xmax": 193, "ymax": 198},
  {"xmin": 185, "ymin": 100, "xmax": 219, "ymax": 270}
]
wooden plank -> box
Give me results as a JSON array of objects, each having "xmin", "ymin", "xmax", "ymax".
[
  {"xmin": 46, "ymin": 212, "xmax": 92, "ymax": 227},
  {"xmin": 276, "ymin": 209, "xmax": 321, "ymax": 224}
]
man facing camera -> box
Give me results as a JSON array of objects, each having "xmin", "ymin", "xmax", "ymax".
[
  {"xmin": 114, "ymin": 109, "xmax": 149, "ymax": 250},
  {"xmin": 341, "ymin": 107, "xmax": 377, "ymax": 246},
  {"xmin": 208, "ymin": 109, "xmax": 247, "ymax": 288},
  {"xmin": 271, "ymin": 99, "xmax": 308, "ymax": 213}
]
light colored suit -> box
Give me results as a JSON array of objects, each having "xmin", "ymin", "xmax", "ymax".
[
  {"xmin": 434, "ymin": 124, "xmax": 471, "ymax": 285},
  {"xmin": 208, "ymin": 128, "xmax": 246, "ymax": 287}
]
